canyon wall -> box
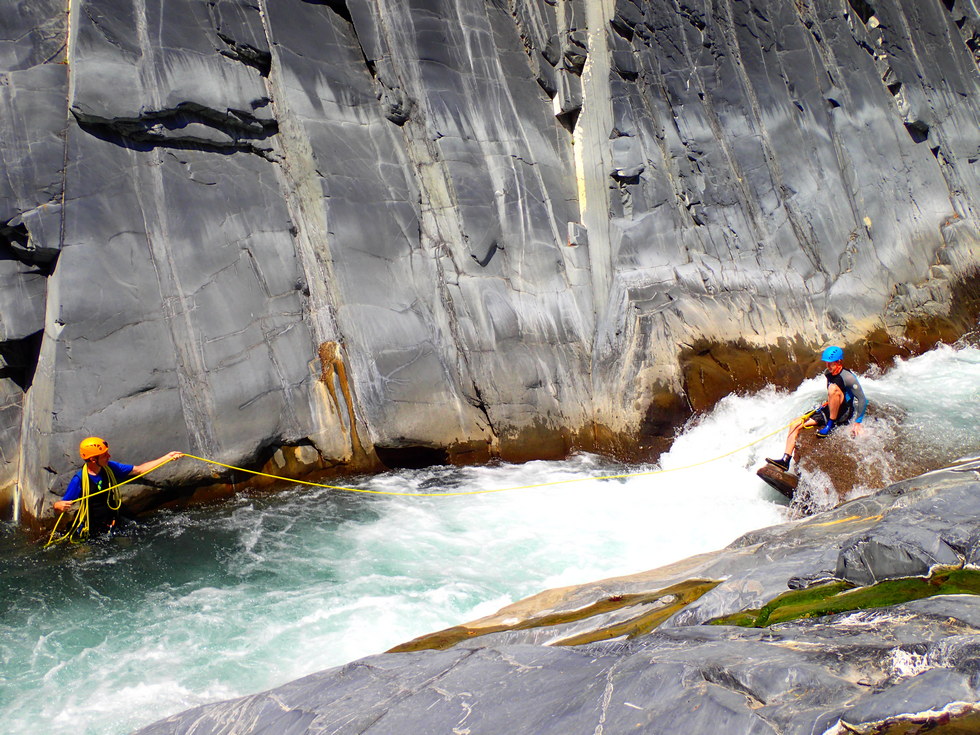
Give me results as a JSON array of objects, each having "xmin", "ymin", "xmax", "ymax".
[{"xmin": 1, "ymin": 0, "xmax": 978, "ymax": 519}]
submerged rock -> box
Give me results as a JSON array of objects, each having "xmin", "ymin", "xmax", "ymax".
[{"xmin": 137, "ymin": 460, "xmax": 980, "ymax": 734}]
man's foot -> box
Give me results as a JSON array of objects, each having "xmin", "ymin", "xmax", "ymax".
[
  {"xmin": 766, "ymin": 456, "xmax": 790, "ymax": 472},
  {"xmin": 816, "ymin": 419, "xmax": 836, "ymax": 437}
]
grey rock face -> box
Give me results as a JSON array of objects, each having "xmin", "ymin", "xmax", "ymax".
[
  {"xmin": 136, "ymin": 462, "xmax": 980, "ymax": 734},
  {"xmin": 142, "ymin": 618, "xmax": 980, "ymax": 735},
  {"xmin": 2, "ymin": 0, "xmax": 979, "ymax": 517}
]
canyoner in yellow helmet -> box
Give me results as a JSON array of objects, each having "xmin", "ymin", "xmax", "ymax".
[{"xmin": 51, "ymin": 437, "xmax": 183, "ymax": 542}]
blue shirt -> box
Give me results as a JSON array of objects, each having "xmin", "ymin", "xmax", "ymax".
[{"xmin": 62, "ymin": 461, "xmax": 135, "ymax": 501}]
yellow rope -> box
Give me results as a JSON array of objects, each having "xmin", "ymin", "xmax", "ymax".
[
  {"xmin": 44, "ymin": 462, "xmax": 176, "ymax": 548},
  {"xmin": 45, "ymin": 409, "xmax": 815, "ymax": 547},
  {"xmin": 181, "ymin": 409, "xmax": 814, "ymax": 498}
]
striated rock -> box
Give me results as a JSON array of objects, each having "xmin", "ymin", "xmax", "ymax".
[
  {"xmin": 136, "ymin": 460, "xmax": 980, "ymax": 734},
  {"xmin": 2, "ymin": 0, "xmax": 979, "ymax": 521},
  {"xmin": 835, "ymin": 482, "xmax": 980, "ymax": 584}
]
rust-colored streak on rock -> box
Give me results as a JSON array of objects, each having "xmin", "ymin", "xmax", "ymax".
[
  {"xmin": 637, "ymin": 390, "xmax": 693, "ymax": 460},
  {"xmin": 551, "ymin": 580, "xmax": 720, "ymax": 647},
  {"xmin": 318, "ymin": 341, "xmax": 365, "ymax": 458},
  {"xmin": 858, "ymin": 709, "xmax": 980, "ymax": 734},
  {"xmin": 902, "ymin": 270, "xmax": 980, "ymax": 351},
  {"xmin": 679, "ymin": 338, "xmax": 817, "ymax": 413},
  {"xmin": 387, "ymin": 579, "xmax": 720, "ymax": 653},
  {"xmin": 679, "ymin": 272, "xmax": 980, "ymax": 417}
]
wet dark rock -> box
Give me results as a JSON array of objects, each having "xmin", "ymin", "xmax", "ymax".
[
  {"xmin": 836, "ymin": 526, "xmax": 961, "ymax": 585},
  {"xmin": 836, "ymin": 482, "xmax": 980, "ymax": 584},
  {"xmin": 137, "ymin": 461, "xmax": 980, "ymax": 734},
  {"xmin": 1, "ymin": 0, "xmax": 979, "ymax": 520}
]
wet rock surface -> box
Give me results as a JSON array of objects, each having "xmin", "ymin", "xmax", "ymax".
[
  {"xmin": 2, "ymin": 0, "xmax": 979, "ymax": 519},
  {"xmin": 137, "ymin": 460, "xmax": 980, "ymax": 734}
]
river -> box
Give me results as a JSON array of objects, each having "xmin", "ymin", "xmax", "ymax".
[{"xmin": 2, "ymin": 343, "xmax": 977, "ymax": 735}]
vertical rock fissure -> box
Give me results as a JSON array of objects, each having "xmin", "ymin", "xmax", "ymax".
[
  {"xmin": 15, "ymin": 0, "xmax": 75, "ymax": 516},
  {"xmin": 59, "ymin": 0, "xmax": 75, "ymax": 257},
  {"xmin": 253, "ymin": 2, "xmax": 342, "ymax": 346},
  {"xmin": 572, "ymin": 0, "xmax": 619, "ymax": 439},
  {"xmin": 370, "ymin": 0, "xmax": 502, "ymax": 448},
  {"xmin": 576, "ymin": 0, "xmax": 616, "ymax": 325},
  {"xmin": 131, "ymin": 0, "xmax": 219, "ymax": 457},
  {"xmin": 502, "ymin": 2, "xmax": 591, "ymax": 304},
  {"xmin": 253, "ymin": 0, "xmax": 366, "ymax": 459}
]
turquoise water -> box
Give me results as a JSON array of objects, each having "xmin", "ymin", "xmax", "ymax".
[{"xmin": 1, "ymin": 344, "xmax": 977, "ymax": 735}]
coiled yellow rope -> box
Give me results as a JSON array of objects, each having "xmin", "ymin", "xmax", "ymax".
[{"xmin": 46, "ymin": 463, "xmax": 171, "ymax": 548}]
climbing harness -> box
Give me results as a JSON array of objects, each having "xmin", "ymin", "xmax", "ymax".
[
  {"xmin": 46, "ymin": 465, "xmax": 120, "ymax": 547},
  {"xmin": 45, "ymin": 409, "xmax": 815, "ymax": 547}
]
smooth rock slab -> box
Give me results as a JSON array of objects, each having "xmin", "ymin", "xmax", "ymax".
[{"xmin": 135, "ymin": 598, "xmax": 980, "ymax": 735}]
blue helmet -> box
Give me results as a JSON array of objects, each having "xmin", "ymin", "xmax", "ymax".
[{"xmin": 821, "ymin": 346, "xmax": 844, "ymax": 362}]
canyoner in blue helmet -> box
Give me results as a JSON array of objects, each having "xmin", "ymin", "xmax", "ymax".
[{"xmin": 765, "ymin": 346, "xmax": 868, "ymax": 473}]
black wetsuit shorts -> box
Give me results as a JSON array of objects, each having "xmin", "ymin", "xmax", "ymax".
[{"xmin": 813, "ymin": 402, "xmax": 854, "ymax": 427}]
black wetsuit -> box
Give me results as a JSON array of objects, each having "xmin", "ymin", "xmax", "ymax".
[{"xmin": 820, "ymin": 368, "xmax": 868, "ymax": 425}]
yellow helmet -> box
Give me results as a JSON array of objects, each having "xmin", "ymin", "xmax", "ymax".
[{"xmin": 79, "ymin": 437, "xmax": 109, "ymax": 460}]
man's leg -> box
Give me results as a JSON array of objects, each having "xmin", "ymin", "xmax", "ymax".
[
  {"xmin": 784, "ymin": 417, "xmax": 805, "ymax": 456},
  {"xmin": 826, "ymin": 384, "xmax": 844, "ymax": 420},
  {"xmin": 769, "ymin": 417, "xmax": 816, "ymax": 470},
  {"xmin": 817, "ymin": 385, "xmax": 844, "ymax": 437}
]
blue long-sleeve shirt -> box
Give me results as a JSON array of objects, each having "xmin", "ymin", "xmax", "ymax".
[{"xmin": 62, "ymin": 461, "xmax": 134, "ymax": 501}]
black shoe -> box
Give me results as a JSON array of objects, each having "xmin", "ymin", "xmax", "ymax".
[{"xmin": 766, "ymin": 457, "xmax": 790, "ymax": 472}]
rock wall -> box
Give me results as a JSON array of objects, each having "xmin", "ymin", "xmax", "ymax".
[{"xmin": 1, "ymin": 0, "xmax": 978, "ymax": 520}]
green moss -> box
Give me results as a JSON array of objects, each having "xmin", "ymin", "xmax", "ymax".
[
  {"xmin": 711, "ymin": 567, "xmax": 980, "ymax": 628},
  {"xmin": 391, "ymin": 567, "xmax": 980, "ymax": 655}
]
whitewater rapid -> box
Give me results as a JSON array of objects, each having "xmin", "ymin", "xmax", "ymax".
[{"xmin": 1, "ymin": 344, "xmax": 977, "ymax": 735}]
